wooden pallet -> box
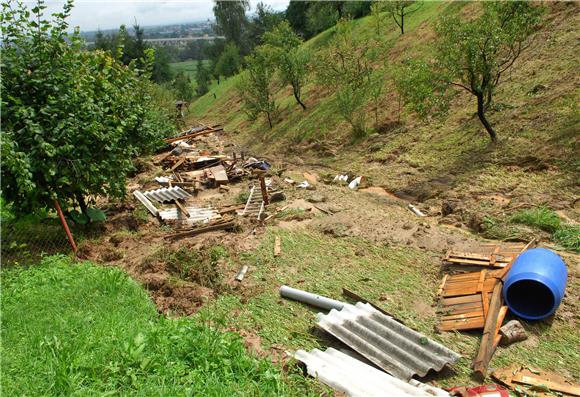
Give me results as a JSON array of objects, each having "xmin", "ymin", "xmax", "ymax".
[
  {"xmin": 437, "ymin": 241, "xmax": 533, "ymax": 332},
  {"xmin": 437, "ymin": 270, "xmax": 500, "ymax": 331},
  {"xmin": 443, "ymin": 243, "xmax": 526, "ymax": 268}
]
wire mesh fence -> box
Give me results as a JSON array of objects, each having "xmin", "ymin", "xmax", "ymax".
[
  {"xmin": 1, "ymin": 215, "xmax": 76, "ymax": 266},
  {"xmin": 0, "ymin": 207, "xmax": 100, "ymax": 266}
]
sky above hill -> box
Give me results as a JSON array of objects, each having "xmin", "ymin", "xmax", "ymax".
[{"xmin": 34, "ymin": 0, "xmax": 290, "ymax": 31}]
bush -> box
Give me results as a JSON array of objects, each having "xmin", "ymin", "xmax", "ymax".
[
  {"xmin": 510, "ymin": 206, "xmax": 561, "ymax": 233},
  {"xmin": 1, "ymin": 0, "xmax": 175, "ymax": 215},
  {"xmin": 553, "ymin": 225, "xmax": 580, "ymax": 253}
]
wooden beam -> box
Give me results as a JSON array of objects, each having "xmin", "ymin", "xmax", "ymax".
[
  {"xmin": 174, "ymin": 200, "xmax": 190, "ymax": 218},
  {"xmin": 513, "ymin": 374, "xmax": 580, "ymax": 396},
  {"xmin": 472, "ymin": 282, "xmax": 503, "ymax": 378}
]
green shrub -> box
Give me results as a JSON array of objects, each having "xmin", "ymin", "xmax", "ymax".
[
  {"xmin": 510, "ymin": 206, "xmax": 561, "ymax": 233},
  {"xmin": 553, "ymin": 225, "xmax": 580, "ymax": 252}
]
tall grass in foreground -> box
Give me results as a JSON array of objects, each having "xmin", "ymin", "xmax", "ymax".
[{"xmin": 1, "ymin": 256, "xmax": 318, "ymax": 396}]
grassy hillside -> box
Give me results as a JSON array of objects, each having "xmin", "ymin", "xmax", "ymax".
[
  {"xmin": 189, "ymin": 2, "xmax": 579, "ymax": 238},
  {"xmin": 170, "ymin": 59, "xmax": 210, "ymax": 81},
  {"xmin": 1, "ymin": 256, "xmax": 320, "ymax": 396}
]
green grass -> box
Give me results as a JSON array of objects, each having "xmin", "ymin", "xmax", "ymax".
[
  {"xmin": 169, "ymin": 59, "xmax": 210, "ymax": 82},
  {"xmin": 508, "ymin": 206, "xmax": 579, "ymax": 252},
  {"xmin": 1, "ymin": 256, "xmax": 320, "ymax": 396},
  {"xmin": 197, "ymin": 227, "xmax": 580, "ymax": 385},
  {"xmin": 553, "ymin": 225, "xmax": 580, "ymax": 252},
  {"xmin": 510, "ymin": 206, "xmax": 562, "ymax": 233}
]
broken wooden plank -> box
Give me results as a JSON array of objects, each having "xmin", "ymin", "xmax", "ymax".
[
  {"xmin": 274, "ymin": 236, "xmax": 281, "ymax": 257},
  {"xmin": 513, "ymin": 375, "xmax": 580, "ymax": 396},
  {"xmin": 164, "ymin": 126, "xmax": 224, "ymax": 143},
  {"xmin": 164, "ymin": 220, "xmax": 235, "ymax": 240},
  {"xmin": 174, "ymin": 200, "xmax": 191, "ymax": 218},
  {"xmin": 170, "ymin": 157, "xmax": 185, "ymax": 172},
  {"xmin": 492, "ymin": 306, "xmax": 508, "ymax": 348},
  {"xmin": 472, "ymin": 282, "xmax": 503, "ymax": 378}
]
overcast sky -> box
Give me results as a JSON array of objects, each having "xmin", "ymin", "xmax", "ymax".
[{"xmin": 33, "ymin": 0, "xmax": 290, "ymax": 31}]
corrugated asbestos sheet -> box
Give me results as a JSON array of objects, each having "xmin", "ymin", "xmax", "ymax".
[
  {"xmin": 158, "ymin": 207, "xmax": 220, "ymax": 226},
  {"xmin": 316, "ymin": 303, "xmax": 461, "ymax": 381},
  {"xmin": 143, "ymin": 186, "xmax": 191, "ymax": 203},
  {"xmin": 295, "ymin": 348, "xmax": 450, "ymax": 397}
]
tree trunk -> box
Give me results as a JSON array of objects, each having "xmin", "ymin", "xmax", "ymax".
[
  {"xmin": 400, "ymin": 9, "xmax": 404, "ymax": 34},
  {"xmin": 477, "ymin": 93, "xmax": 497, "ymax": 143},
  {"xmin": 76, "ymin": 192, "xmax": 88, "ymax": 216},
  {"xmin": 266, "ymin": 112, "xmax": 273, "ymax": 129},
  {"xmin": 293, "ymin": 90, "xmax": 306, "ymax": 110}
]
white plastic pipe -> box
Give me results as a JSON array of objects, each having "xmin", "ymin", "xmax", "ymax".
[
  {"xmin": 280, "ymin": 285, "xmax": 346, "ymax": 311},
  {"xmin": 408, "ymin": 203, "xmax": 426, "ymax": 217}
]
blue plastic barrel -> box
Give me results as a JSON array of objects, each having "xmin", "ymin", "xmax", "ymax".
[{"xmin": 503, "ymin": 248, "xmax": 567, "ymax": 320}]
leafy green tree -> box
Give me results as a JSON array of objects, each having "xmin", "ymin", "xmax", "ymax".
[
  {"xmin": 262, "ymin": 21, "xmax": 309, "ymax": 110},
  {"xmin": 1, "ymin": 0, "xmax": 174, "ymax": 215},
  {"xmin": 92, "ymin": 24, "xmax": 172, "ymax": 83},
  {"xmin": 247, "ymin": 2, "xmax": 284, "ymax": 48},
  {"xmin": 384, "ymin": 1, "xmax": 423, "ymax": 35},
  {"xmin": 237, "ymin": 49, "xmax": 278, "ymax": 128},
  {"xmin": 285, "ymin": 1, "xmax": 312, "ymax": 38},
  {"xmin": 195, "ymin": 60, "xmax": 212, "ymax": 96},
  {"xmin": 315, "ymin": 20, "xmax": 377, "ymax": 137},
  {"xmin": 306, "ymin": 2, "xmax": 339, "ymax": 37},
  {"xmin": 214, "ymin": 42, "xmax": 241, "ymax": 78},
  {"xmin": 396, "ymin": 2, "xmax": 543, "ymax": 143},
  {"xmin": 172, "ymin": 72, "xmax": 194, "ymax": 101},
  {"xmin": 213, "ymin": 0, "xmax": 250, "ymax": 54},
  {"xmin": 152, "ymin": 46, "xmax": 174, "ymax": 83}
]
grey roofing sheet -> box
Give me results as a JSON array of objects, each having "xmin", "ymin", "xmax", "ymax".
[
  {"xmin": 158, "ymin": 207, "xmax": 219, "ymax": 226},
  {"xmin": 295, "ymin": 347, "xmax": 449, "ymax": 397},
  {"xmin": 143, "ymin": 186, "xmax": 191, "ymax": 203},
  {"xmin": 316, "ymin": 302, "xmax": 461, "ymax": 381}
]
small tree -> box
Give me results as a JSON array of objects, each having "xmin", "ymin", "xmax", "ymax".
[
  {"xmin": 262, "ymin": 21, "xmax": 309, "ymax": 110},
  {"xmin": 237, "ymin": 49, "xmax": 278, "ymax": 128},
  {"xmin": 384, "ymin": 1, "xmax": 423, "ymax": 35},
  {"xmin": 1, "ymin": 0, "xmax": 173, "ymax": 215},
  {"xmin": 396, "ymin": 2, "xmax": 543, "ymax": 143},
  {"xmin": 214, "ymin": 42, "xmax": 241, "ymax": 78},
  {"xmin": 172, "ymin": 72, "xmax": 194, "ymax": 101},
  {"xmin": 195, "ymin": 60, "xmax": 212, "ymax": 96},
  {"xmin": 315, "ymin": 20, "xmax": 376, "ymax": 137}
]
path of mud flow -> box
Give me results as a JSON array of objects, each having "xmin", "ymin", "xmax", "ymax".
[{"xmin": 80, "ymin": 126, "xmax": 578, "ymax": 377}]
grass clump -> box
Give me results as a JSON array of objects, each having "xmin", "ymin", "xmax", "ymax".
[
  {"xmin": 510, "ymin": 206, "xmax": 562, "ymax": 233},
  {"xmin": 553, "ymin": 225, "xmax": 580, "ymax": 252},
  {"xmin": 1, "ymin": 256, "xmax": 316, "ymax": 396},
  {"xmin": 141, "ymin": 246, "xmax": 224, "ymax": 288},
  {"xmin": 509, "ymin": 206, "xmax": 579, "ymax": 252}
]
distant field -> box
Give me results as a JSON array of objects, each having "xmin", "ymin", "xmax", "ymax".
[{"xmin": 170, "ymin": 59, "xmax": 210, "ymax": 82}]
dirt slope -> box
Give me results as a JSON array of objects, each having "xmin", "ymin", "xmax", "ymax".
[{"xmin": 189, "ymin": 2, "xmax": 579, "ymax": 241}]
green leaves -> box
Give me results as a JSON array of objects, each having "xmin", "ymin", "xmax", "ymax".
[{"xmin": 1, "ymin": 0, "xmax": 174, "ymax": 215}]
